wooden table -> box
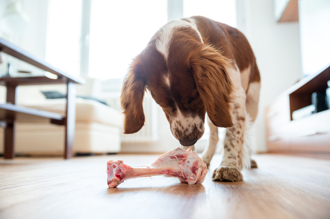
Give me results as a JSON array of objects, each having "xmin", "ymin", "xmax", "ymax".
[{"xmin": 0, "ymin": 38, "xmax": 84, "ymax": 159}]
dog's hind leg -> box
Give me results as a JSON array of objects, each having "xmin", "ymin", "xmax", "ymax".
[
  {"xmin": 201, "ymin": 116, "xmax": 219, "ymax": 168},
  {"xmin": 245, "ymin": 78, "xmax": 261, "ymax": 169}
]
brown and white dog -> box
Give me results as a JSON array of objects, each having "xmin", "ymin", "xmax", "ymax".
[{"xmin": 120, "ymin": 16, "xmax": 261, "ymax": 182}]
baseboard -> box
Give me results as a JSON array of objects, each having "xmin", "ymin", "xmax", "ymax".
[{"xmin": 267, "ymin": 152, "xmax": 330, "ymax": 160}]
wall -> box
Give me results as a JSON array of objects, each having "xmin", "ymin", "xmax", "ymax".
[
  {"xmin": 0, "ymin": 0, "xmax": 51, "ymax": 103},
  {"xmin": 299, "ymin": 0, "xmax": 330, "ymax": 76},
  {"xmin": 0, "ymin": 0, "xmax": 48, "ymax": 70},
  {"xmin": 19, "ymin": 0, "xmax": 49, "ymax": 60},
  {"xmin": 237, "ymin": 0, "xmax": 302, "ymax": 152},
  {"xmin": 0, "ymin": 0, "xmax": 10, "ymax": 80}
]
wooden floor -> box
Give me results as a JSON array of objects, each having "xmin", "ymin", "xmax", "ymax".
[{"xmin": 1, "ymin": 154, "xmax": 330, "ymax": 219}]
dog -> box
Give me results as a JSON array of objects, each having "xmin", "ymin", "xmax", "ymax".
[{"xmin": 120, "ymin": 16, "xmax": 260, "ymax": 182}]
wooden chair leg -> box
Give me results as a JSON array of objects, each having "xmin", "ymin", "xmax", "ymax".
[{"xmin": 64, "ymin": 81, "xmax": 76, "ymax": 159}]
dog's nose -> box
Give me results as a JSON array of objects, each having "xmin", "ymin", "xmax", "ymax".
[{"xmin": 179, "ymin": 137, "xmax": 197, "ymax": 146}]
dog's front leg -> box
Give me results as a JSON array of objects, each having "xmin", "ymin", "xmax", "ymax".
[
  {"xmin": 201, "ymin": 117, "xmax": 219, "ymax": 167},
  {"xmin": 212, "ymin": 126, "xmax": 245, "ymax": 181},
  {"xmin": 212, "ymin": 108, "xmax": 248, "ymax": 181},
  {"xmin": 212, "ymin": 79, "xmax": 249, "ymax": 181}
]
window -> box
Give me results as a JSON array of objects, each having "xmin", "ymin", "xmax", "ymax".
[
  {"xmin": 183, "ymin": 0, "xmax": 236, "ymax": 27},
  {"xmin": 46, "ymin": 0, "xmax": 82, "ymax": 76},
  {"xmin": 88, "ymin": 0, "xmax": 167, "ymax": 79},
  {"xmin": 45, "ymin": 0, "xmax": 236, "ymax": 79}
]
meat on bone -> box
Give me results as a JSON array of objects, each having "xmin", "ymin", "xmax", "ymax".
[{"xmin": 107, "ymin": 147, "xmax": 208, "ymax": 188}]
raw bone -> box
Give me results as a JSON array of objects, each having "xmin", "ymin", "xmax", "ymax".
[{"xmin": 107, "ymin": 147, "xmax": 208, "ymax": 188}]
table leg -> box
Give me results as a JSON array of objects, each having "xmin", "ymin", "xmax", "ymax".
[
  {"xmin": 4, "ymin": 84, "xmax": 17, "ymax": 159},
  {"xmin": 64, "ymin": 81, "xmax": 76, "ymax": 159},
  {"xmin": 4, "ymin": 122, "xmax": 15, "ymax": 159}
]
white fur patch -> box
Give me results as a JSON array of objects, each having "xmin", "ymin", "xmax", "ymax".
[
  {"xmin": 240, "ymin": 65, "xmax": 251, "ymax": 92},
  {"xmin": 183, "ymin": 17, "xmax": 204, "ymax": 43},
  {"xmin": 227, "ymin": 65, "xmax": 246, "ymax": 99},
  {"xmin": 246, "ymin": 81, "xmax": 261, "ymax": 122},
  {"xmin": 226, "ymin": 65, "xmax": 247, "ymax": 122},
  {"xmin": 155, "ymin": 20, "xmax": 203, "ymax": 60},
  {"xmin": 247, "ymin": 82, "xmax": 261, "ymax": 103},
  {"xmin": 170, "ymin": 109, "xmax": 204, "ymax": 138},
  {"xmin": 164, "ymin": 75, "xmax": 170, "ymax": 87}
]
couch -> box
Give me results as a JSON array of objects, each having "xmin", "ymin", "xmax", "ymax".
[{"xmin": 0, "ymin": 78, "xmax": 123, "ymax": 156}]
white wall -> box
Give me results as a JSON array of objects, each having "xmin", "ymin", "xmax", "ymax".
[
  {"xmin": 237, "ymin": 0, "xmax": 302, "ymax": 152},
  {"xmin": 0, "ymin": 0, "xmax": 50, "ymax": 103},
  {"xmin": 0, "ymin": 0, "xmax": 48, "ymax": 72},
  {"xmin": 299, "ymin": 0, "xmax": 330, "ymax": 76},
  {"xmin": 19, "ymin": 0, "xmax": 49, "ymax": 60}
]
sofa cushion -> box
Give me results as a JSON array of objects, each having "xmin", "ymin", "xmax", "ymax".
[
  {"xmin": 0, "ymin": 122, "xmax": 121, "ymax": 154},
  {"xmin": 19, "ymin": 99, "xmax": 123, "ymax": 128},
  {"xmin": 41, "ymin": 91, "xmax": 109, "ymax": 106}
]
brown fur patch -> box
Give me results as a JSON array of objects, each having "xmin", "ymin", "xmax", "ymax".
[
  {"xmin": 120, "ymin": 44, "xmax": 167, "ymax": 134},
  {"xmin": 189, "ymin": 45, "xmax": 233, "ymax": 127},
  {"xmin": 191, "ymin": 16, "xmax": 260, "ymax": 89}
]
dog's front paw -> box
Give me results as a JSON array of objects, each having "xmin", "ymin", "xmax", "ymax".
[
  {"xmin": 212, "ymin": 166, "xmax": 243, "ymax": 182},
  {"xmin": 250, "ymin": 159, "xmax": 258, "ymax": 168}
]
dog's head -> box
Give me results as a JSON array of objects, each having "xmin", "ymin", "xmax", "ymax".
[{"xmin": 120, "ymin": 21, "xmax": 233, "ymax": 146}]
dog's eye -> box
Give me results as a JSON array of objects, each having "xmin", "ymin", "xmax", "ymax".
[{"xmin": 188, "ymin": 98, "xmax": 194, "ymax": 104}]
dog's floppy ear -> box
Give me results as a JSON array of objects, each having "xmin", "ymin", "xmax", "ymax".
[
  {"xmin": 189, "ymin": 45, "xmax": 233, "ymax": 127},
  {"xmin": 120, "ymin": 57, "xmax": 146, "ymax": 134}
]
